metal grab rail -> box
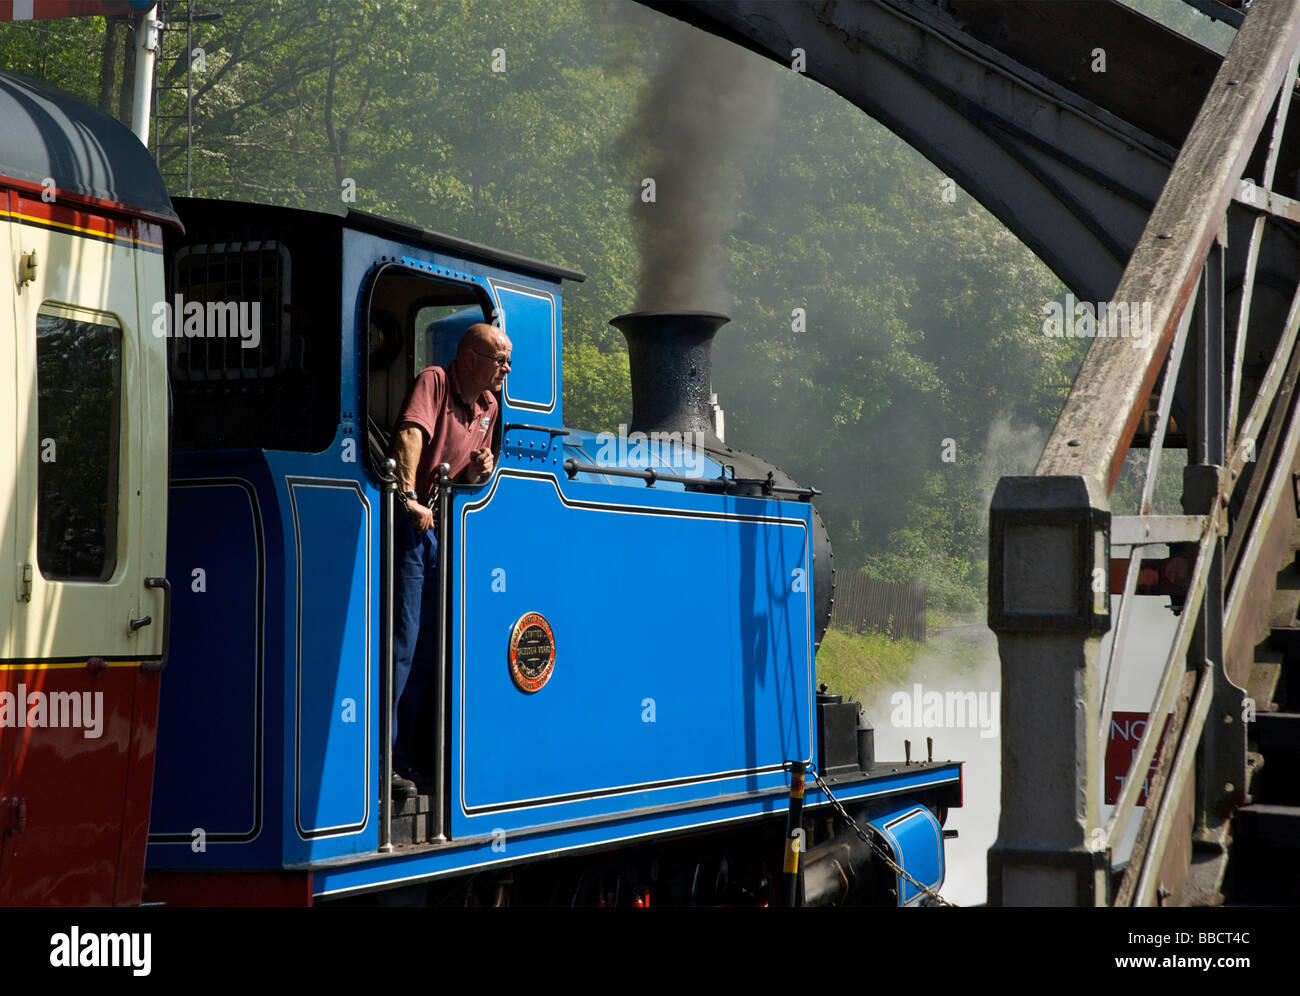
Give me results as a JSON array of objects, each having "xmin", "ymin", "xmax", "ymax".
[
  {"xmin": 433, "ymin": 462, "xmax": 451, "ymax": 843},
  {"xmin": 376, "ymin": 458, "xmax": 455, "ymax": 849},
  {"xmin": 503, "ymin": 422, "xmax": 571, "ymax": 438},
  {"xmin": 378, "ymin": 458, "xmax": 398, "ymax": 852},
  {"xmin": 142, "ymin": 576, "xmax": 172, "ymax": 673},
  {"xmin": 563, "ymin": 458, "xmax": 821, "ymax": 499}
]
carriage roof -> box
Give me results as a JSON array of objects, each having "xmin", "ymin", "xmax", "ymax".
[{"xmin": 0, "ymin": 68, "xmax": 179, "ymax": 226}]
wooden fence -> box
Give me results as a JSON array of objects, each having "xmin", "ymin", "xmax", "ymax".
[{"xmin": 830, "ymin": 573, "xmax": 927, "ymax": 642}]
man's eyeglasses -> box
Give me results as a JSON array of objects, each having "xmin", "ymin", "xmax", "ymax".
[{"xmin": 472, "ymin": 348, "xmax": 512, "ymax": 368}]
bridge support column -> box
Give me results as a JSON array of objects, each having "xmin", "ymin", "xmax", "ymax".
[{"xmin": 987, "ymin": 475, "xmax": 1111, "ymax": 905}]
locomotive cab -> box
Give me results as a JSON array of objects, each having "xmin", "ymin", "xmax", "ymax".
[{"xmin": 145, "ymin": 199, "xmax": 588, "ymax": 891}]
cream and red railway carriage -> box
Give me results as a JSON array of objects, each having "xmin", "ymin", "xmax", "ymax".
[{"xmin": 0, "ymin": 67, "xmax": 178, "ymax": 904}]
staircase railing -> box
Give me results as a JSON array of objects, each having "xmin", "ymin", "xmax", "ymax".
[{"xmin": 987, "ymin": 0, "xmax": 1300, "ymax": 906}]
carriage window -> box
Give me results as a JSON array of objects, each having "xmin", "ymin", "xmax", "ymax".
[{"xmin": 35, "ymin": 307, "xmax": 122, "ymax": 581}]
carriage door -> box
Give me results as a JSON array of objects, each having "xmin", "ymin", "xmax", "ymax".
[
  {"xmin": 9, "ymin": 207, "xmax": 149, "ymax": 667},
  {"xmin": 1, "ymin": 197, "xmax": 157, "ymax": 902}
]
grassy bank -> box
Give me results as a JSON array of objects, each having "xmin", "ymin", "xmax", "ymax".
[
  {"xmin": 816, "ymin": 613, "xmax": 990, "ymax": 706},
  {"xmin": 815, "ymin": 625, "xmax": 923, "ymax": 705}
]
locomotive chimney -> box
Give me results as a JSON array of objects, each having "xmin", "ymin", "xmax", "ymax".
[{"xmin": 609, "ymin": 311, "xmax": 729, "ymax": 441}]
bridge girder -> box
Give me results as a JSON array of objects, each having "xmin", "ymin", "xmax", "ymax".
[{"xmin": 647, "ymin": 0, "xmax": 1222, "ymax": 302}]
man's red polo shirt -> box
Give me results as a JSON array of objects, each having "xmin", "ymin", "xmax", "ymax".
[{"xmin": 396, "ymin": 361, "xmax": 498, "ymax": 501}]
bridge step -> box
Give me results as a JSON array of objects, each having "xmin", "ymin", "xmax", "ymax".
[
  {"xmin": 1228, "ymin": 645, "xmax": 1300, "ymax": 902},
  {"xmin": 1235, "ymin": 803, "xmax": 1300, "ymax": 844},
  {"xmin": 1266, "ymin": 625, "xmax": 1300, "ymax": 660},
  {"xmin": 1250, "ymin": 713, "xmax": 1300, "ymax": 806},
  {"xmin": 1255, "ymin": 711, "xmax": 1300, "ymax": 748},
  {"xmin": 1262, "ymin": 628, "xmax": 1299, "ymax": 710},
  {"xmin": 1225, "ymin": 804, "xmax": 1300, "ymax": 904}
]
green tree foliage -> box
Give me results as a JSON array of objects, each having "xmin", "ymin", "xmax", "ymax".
[
  {"xmin": 0, "ymin": 0, "xmax": 1114, "ymax": 610},
  {"xmin": 0, "ymin": 13, "xmax": 104, "ymax": 97},
  {"xmin": 0, "ymin": 0, "xmax": 645, "ymax": 430},
  {"xmin": 714, "ymin": 68, "xmax": 1086, "ymax": 603}
]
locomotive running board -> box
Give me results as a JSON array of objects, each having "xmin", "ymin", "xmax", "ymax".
[{"xmin": 305, "ymin": 762, "xmax": 961, "ymax": 900}]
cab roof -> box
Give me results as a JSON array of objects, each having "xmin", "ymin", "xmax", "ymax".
[{"xmin": 346, "ymin": 208, "xmax": 586, "ymax": 284}]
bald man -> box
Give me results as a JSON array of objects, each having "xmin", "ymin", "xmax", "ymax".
[{"xmin": 389, "ymin": 322, "xmax": 512, "ymax": 798}]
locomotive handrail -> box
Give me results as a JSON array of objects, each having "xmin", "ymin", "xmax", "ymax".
[
  {"xmin": 378, "ymin": 457, "xmax": 398, "ymax": 852},
  {"xmin": 503, "ymin": 422, "xmax": 571, "ymax": 438},
  {"xmin": 563, "ymin": 458, "xmax": 821, "ymax": 499},
  {"xmin": 433, "ymin": 462, "xmax": 452, "ymax": 842}
]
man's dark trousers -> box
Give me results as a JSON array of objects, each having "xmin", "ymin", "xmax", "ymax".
[{"xmin": 393, "ymin": 515, "xmax": 438, "ymax": 776}]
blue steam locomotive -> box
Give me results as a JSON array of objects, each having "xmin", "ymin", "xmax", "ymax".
[{"xmin": 142, "ymin": 196, "xmax": 962, "ymax": 906}]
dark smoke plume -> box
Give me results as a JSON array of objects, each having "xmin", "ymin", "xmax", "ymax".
[{"xmin": 624, "ymin": 30, "xmax": 778, "ymax": 312}]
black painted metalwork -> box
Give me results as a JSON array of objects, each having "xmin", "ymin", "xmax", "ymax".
[{"xmin": 610, "ymin": 311, "xmax": 730, "ymax": 440}]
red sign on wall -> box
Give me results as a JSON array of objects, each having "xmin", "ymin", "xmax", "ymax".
[{"xmin": 1105, "ymin": 711, "xmax": 1173, "ymax": 806}]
